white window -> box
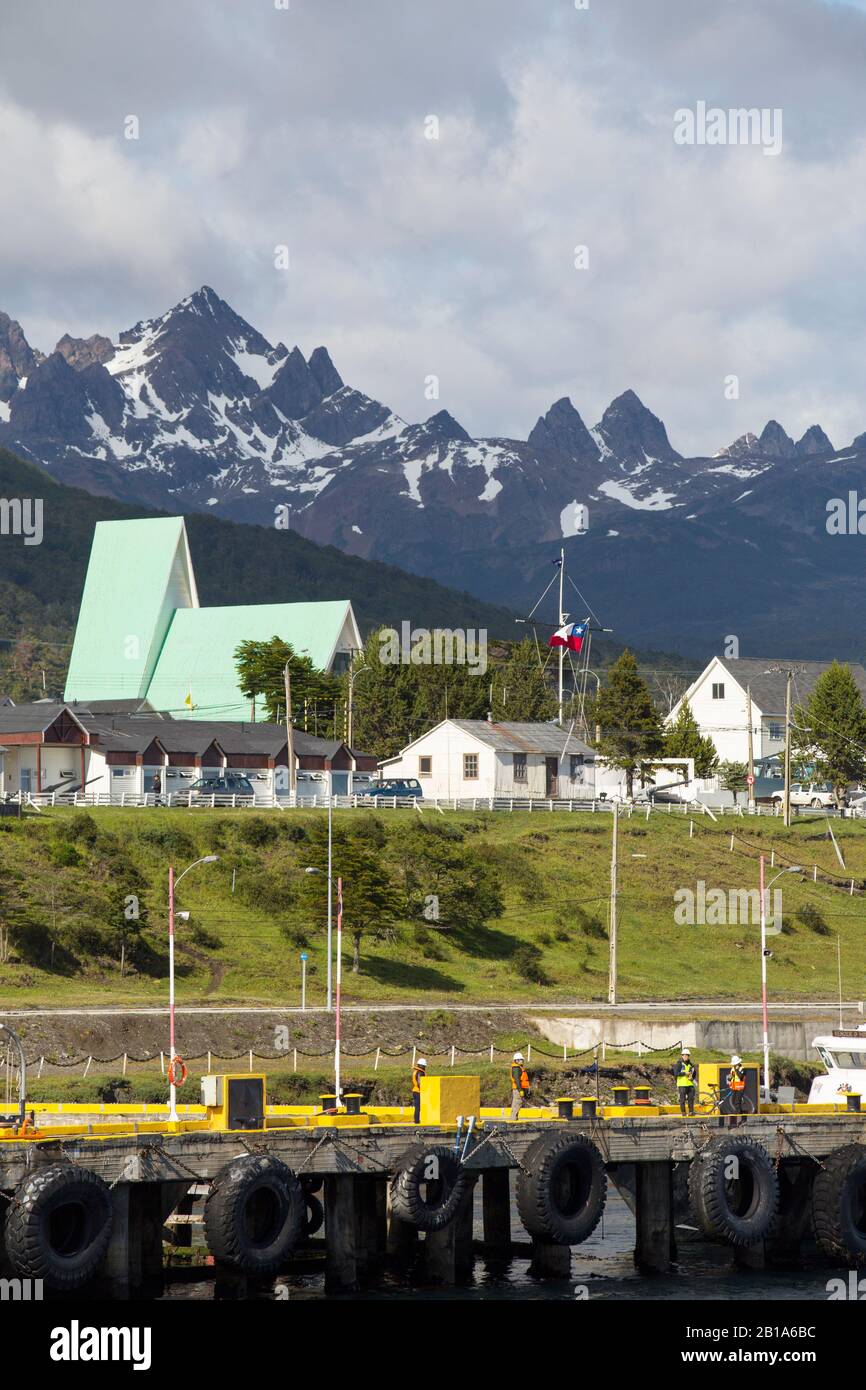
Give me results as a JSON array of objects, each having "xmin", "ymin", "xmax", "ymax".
[
  {"xmin": 513, "ymin": 753, "xmax": 527, "ymax": 782},
  {"xmin": 768, "ymin": 722, "xmax": 783, "ymax": 740},
  {"xmin": 711, "ymin": 682, "xmax": 725, "ymax": 699},
  {"xmin": 419, "ymin": 755, "xmax": 432, "ymax": 777},
  {"xmin": 463, "ymin": 753, "xmax": 478, "ymax": 780}
]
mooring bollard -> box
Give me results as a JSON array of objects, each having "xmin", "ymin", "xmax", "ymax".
[
  {"xmin": 320, "ymin": 1093, "xmax": 338, "ymax": 1113},
  {"xmin": 556, "ymin": 1097, "xmax": 574, "ymax": 1119},
  {"xmin": 612, "ymin": 1085, "xmax": 629, "ymax": 1107},
  {"xmin": 344, "ymin": 1093, "xmax": 362, "ymax": 1116},
  {"xmin": 847, "ymin": 1092, "xmax": 861, "ymax": 1112},
  {"xmin": 634, "ymin": 1085, "xmax": 651, "ymax": 1106},
  {"xmin": 580, "ymin": 1097, "xmax": 597, "ymax": 1118}
]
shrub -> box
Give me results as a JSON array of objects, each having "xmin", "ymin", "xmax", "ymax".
[
  {"xmin": 50, "ymin": 841, "xmax": 81, "ymax": 867},
  {"xmin": 512, "ymin": 942, "xmax": 551, "ymax": 986},
  {"xmin": 796, "ymin": 903, "xmax": 831, "ymax": 936},
  {"xmin": 236, "ymin": 817, "xmax": 279, "ymax": 848}
]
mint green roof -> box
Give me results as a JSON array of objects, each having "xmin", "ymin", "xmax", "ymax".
[
  {"xmin": 145, "ymin": 601, "xmax": 355, "ymax": 720},
  {"xmin": 65, "ymin": 517, "xmax": 198, "ymax": 702}
]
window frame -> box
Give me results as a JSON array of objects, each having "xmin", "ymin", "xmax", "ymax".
[
  {"xmin": 711, "ymin": 682, "xmax": 725, "ymax": 700},
  {"xmin": 513, "ymin": 752, "xmax": 527, "ymax": 783},
  {"xmin": 463, "ymin": 752, "xmax": 479, "ymax": 780},
  {"xmin": 418, "ymin": 755, "xmax": 433, "ymax": 778}
]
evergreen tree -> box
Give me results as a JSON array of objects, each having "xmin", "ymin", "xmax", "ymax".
[
  {"xmin": 664, "ymin": 698, "xmax": 718, "ymax": 778},
  {"xmin": 792, "ymin": 661, "xmax": 866, "ymax": 806},
  {"xmin": 718, "ymin": 760, "xmax": 748, "ymax": 796},
  {"xmin": 490, "ymin": 638, "xmax": 557, "ymax": 722},
  {"xmin": 589, "ymin": 649, "xmax": 664, "ymax": 797},
  {"xmin": 234, "ymin": 636, "xmax": 340, "ymax": 727},
  {"xmin": 301, "ymin": 820, "xmax": 402, "ymax": 973}
]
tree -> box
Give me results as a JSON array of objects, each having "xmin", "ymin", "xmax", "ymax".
[
  {"xmin": 490, "ymin": 639, "xmax": 557, "ymax": 722},
  {"xmin": 300, "ymin": 821, "xmax": 402, "ymax": 973},
  {"xmin": 718, "ymin": 760, "xmax": 748, "ymax": 795},
  {"xmin": 589, "ymin": 650, "xmax": 665, "ymax": 797},
  {"xmin": 234, "ymin": 636, "xmax": 340, "ymax": 728},
  {"xmin": 664, "ymin": 699, "xmax": 718, "ymax": 779},
  {"xmin": 387, "ymin": 821, "xmax": 505, "ymax": 932},
  {"xmin": 792, "ymin": 661, "xmax": 866, "ymax": 807}
]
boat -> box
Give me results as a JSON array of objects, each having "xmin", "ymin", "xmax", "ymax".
[{"xmin": 808, "ymin": 1024, "xmax": 866, "ymax": 1104}]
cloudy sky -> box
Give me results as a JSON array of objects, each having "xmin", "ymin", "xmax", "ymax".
[{"xmin": 1, "ymin": 0, "xmax": 865, "ymax": 455}]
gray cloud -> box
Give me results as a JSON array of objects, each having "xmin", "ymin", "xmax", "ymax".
[{"xmin": 1, "ymin": 0, "xmax": 865, "ymax": 454}]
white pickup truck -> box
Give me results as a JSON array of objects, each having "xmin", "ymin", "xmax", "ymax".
[{"xmin": 771, "ymin": 781, "xmax": 836, "ymax": 809}]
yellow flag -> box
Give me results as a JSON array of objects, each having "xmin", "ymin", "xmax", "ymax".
[{"xmin": 184, "ymin": 692, "xmax": 193, "ymax": 709}]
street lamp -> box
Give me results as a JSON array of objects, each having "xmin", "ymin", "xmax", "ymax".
[
  {"xmin": 305, "ymin": 866, "xmax": 343, "ymax": 1102},
  {"xmin": 759, "ymin": 857, "xmax": 801, "ymax": 1101},
  {"xmin": 168, "ymin": 854, "xmax": 218, "ymax": 1121}
]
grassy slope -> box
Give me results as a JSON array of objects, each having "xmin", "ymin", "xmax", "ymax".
[{"xmin": 1, "ymin": 806, "xmax": 864, "ymax": 1008}]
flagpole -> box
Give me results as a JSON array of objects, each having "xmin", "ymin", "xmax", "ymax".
[{"xmin": 558, "ymin": 547, "xmax": 565, "ymax": 725}]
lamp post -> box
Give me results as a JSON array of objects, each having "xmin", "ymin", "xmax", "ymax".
[
  {"xmin": 759, "ymin": 857, "xmax": 801, "ymax": 1101},
  {"xmin": 168, "ymin": 855, "xmax": 218, "ymax": 1121},
  {"xmin": 306, "ymin": 866, "xmax": 343, "ymax": 1102}
]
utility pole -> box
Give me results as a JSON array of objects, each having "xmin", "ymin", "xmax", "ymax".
[
  {"xmin": 783, "ymin": 669, "xmax": 792, "ymax": 827},
  {"xmin": 608, "ymin": 803, "xmax": 618, "ymax": 1005},
  {"xmin": 746, "ymin": 685, "xmax": 755, "ymax": 813},
  {"xmin": 283, "ymin": 663, "xmax": 296, "ymax": 799}
]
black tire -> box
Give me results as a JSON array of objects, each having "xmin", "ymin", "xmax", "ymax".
[
  {"xmin": 690, "ymin": 1138, "xmax": 779, "ymax": 1245},
  {"xmin": 390, "ymin": 1143, "xmax": 469, "ymax": 1231},
  {"xmin": 204, "ymin": 1155, "xmax": 305, "ymax": 1274},
  {"xmin": 812, "ymin": 1143, "xmax": 866, "ymax": 1266},
  {"xmin": 516, "ymin": 1133, "xmax": 607, "ymax": 1245},
  {"xmin": 301, "ymin": 1174, "xmax": 323, "ymax": 1196},
  {"xmin": 4, "ymin": 1163, "xmax": 112, "ymax": 1291},
  {"xmin": 304, "ymin": 1193, "xmax": 324, "ymax": 1238}
]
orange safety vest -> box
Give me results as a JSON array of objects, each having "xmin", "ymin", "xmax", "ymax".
[
  {"xmin": 412, "ymin": 1066, "xmax": 425, "ymax": 1094},
  {"xmin": 728, "ymin": 1067, "xmax": 746, "ymax": 1092},
  {"xmin": 511, "ymin": 1064, "xmax": 530, "ymax": 1092}
]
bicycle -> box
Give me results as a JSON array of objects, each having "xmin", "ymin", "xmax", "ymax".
[{"xmin": 697, "ymin": 1085, "xmax": 755, "ymax": 1117}]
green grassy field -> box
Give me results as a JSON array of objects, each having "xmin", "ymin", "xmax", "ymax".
[{"xmin": 0, "ymin": 805, "xmax": 863, "ymax": 1007}]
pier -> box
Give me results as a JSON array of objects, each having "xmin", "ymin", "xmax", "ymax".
[{"xmin": 2, "ymin": 1073, "xmax": 866, "ymax": 1296}]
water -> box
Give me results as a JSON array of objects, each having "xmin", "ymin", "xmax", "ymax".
[{"xmin": 161, "ymin": 1189, "xmax": 843, "ymax": 1302}]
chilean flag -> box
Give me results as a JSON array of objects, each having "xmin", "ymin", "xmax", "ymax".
[{"xmin": 548, "ymin": 622, "xmax": 587, "ymax": 652}]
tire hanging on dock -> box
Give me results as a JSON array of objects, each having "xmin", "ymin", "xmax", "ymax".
[
  {"xmin": 516, "ymin": 1132, "xmax": 607, "ymax": 1245},
  {"xmin": 688, "ymin": 1137, "xmax": 779, "ymax": 1246},
  {"xmin": 204, "ymin": 1154, "xmax": 305, "ymax": 1274},
  {"xmin": 3, "ymin": 1163, "xmax": 113, "ymax": 1291},
  {"xmin": 304, "ymin": 1193, "xmax": 324, "ymax": 1238},
  {"xmin": 390, "ymin": 1143, "xmax": 469, "ymax": 1231},
  {"xmin": 811, "ymin": 1142, "xmax": 866, "ymax": 1266}
]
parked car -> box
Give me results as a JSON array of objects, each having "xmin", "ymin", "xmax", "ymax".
[
  {"xmin": 188, "ymin": 775, "xmax": 255, "ymax": 800},
  {"xmin": 771, "ymin": 781, "xmax": 836, "ymax": 809},
  {"xmin": 360, "ymin": 778, "xmax": 423, "ymax": 800}
]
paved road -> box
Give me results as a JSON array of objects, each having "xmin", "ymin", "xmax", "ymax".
[{"xmin": 1, "ymin": 1000, "xmax": 862, "ymax": 1017}]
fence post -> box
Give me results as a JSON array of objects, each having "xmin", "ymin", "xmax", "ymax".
[
  {"xmin": 450, "ymin": 1046, "xmax": 455, "ymax": 1067},
  {"xmin": 489, "ymin": 1043, "xmax": 494, "ymax": 1063},
  {"xmin": 771, "ymin": 849, "xmax": 775, "ymax": 867},
  {"xmin": 412, "ymin": 1045, "xmax": 417, "ymax": 1066},
  {"xmin": 293, "ymin": 1048, "xmax": 298, "ymax": 1073},
  {"xmin": 249, "ymin": 1049, "xmax": 253, "ymax": 1072},
  {"xmin": 527, "ymin": 1043, "xmax": 531, "ymax": 1063},
  {"xmin": 38, "ymin": 1056, "xmax": 44, "ymax": 1078},
  {"xmin": 690, "ymin": 819, "xmax": 694, "ymax": 839},
  {"xmin": 207, "ymin": 1050, "xmax": 212, "ymax": 1073},
  {"xmin": 160, "ymin": 1051, "xmax": 165, "ymax": 1076},
  {"xmin": 122, "ymin": 1053, "xmax": 127, "ymax": 1077},
  {"xmin": 563, "ymin": 1042, "xmax": 567, "ymax": 1061},
  {"xmin": 374, "ymin": 1047, "xmax": 380, "ymax": 1071},
  {"xmin": 83, "ymin": 1056, "xmax": 92, "ymax": 1077},
  {"xmin": 813, "ymin": 865, "xmax": 817, "ymax": 882}
]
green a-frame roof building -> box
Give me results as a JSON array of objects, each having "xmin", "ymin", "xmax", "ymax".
[{"xmin": 64, "ymin": 517, "xmax": 361, "ymax": 719}]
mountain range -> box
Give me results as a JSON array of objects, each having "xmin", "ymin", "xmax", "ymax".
[{"xmin": 3, "ymin": 287, "xmax": 866, "ymax": 660}]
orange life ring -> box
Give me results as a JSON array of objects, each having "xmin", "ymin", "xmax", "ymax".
[{"xmin": 168, "ymin": 1056, "xmax": 188, "ymax": 1087}]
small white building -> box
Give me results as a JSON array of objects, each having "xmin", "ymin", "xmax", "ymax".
[
  {"xmin": 379, "ymin": 720, "xmax": 597, "ymax": 799},
  {"xmin": 667, "ymin": 656, "xmax": 866, "ymax": 766}
]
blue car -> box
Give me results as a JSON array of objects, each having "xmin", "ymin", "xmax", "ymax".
[{"xmin": 362, "ymin": 778, "xmax": 424, "ymax": 800}]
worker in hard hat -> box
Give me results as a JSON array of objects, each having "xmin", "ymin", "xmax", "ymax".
[
  {"xmin": 411, "ymin": 1057, "xmax": 427, "ymax": 1124},
  {"xmin": 673, "ymin": 1047, "xmax": 698, "ymax": 1116},
  {"xmin": 510, "ymin": 1052, "xmax": 530, "ymax": 1120},
  {"xmin": 727, "ymin": 1055, "xmax": 747, "ymax": 1125}
]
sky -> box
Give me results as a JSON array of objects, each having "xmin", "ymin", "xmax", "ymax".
[{"xmin": 1, "ymin": 0, "xmax": 865, "ymax": 456}]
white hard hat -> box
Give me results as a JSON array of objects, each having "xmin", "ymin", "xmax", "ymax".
[
  {"xmin": 513, "ymin": 1052, "xmax": 524, "ymax": 1062},
  {"xmin": 682, "ymin": 1047, "xmax": 691, "ymax": 1054},
  {"xmin": 731, "ymin": 1055, "xmax": 742, "ymax": 1066},
  {"xmin": 417, "ymin": 1058, "xmax": 427, "ymax": 1068}
]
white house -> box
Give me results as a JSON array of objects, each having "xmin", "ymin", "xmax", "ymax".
[
  {"xmin": 666, "ymin": 656, "xmax": 866, "ymax": 766},
  {"xmin": 379, "ymin": 720, "xmax": 597, "ymax": 800}
]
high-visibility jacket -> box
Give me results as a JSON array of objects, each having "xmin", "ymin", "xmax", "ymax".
[
  {"xmin": 511, "ymin": 1064, "xmax": 530, "ymax": 1093},
  {"xmin": 675, "ymin": 1060, "xmax": 697, "ymax": 1088},
  {"xmin": 412, "ymin": 1066, "xmax": 425, "ymax": 1094},
  {"xmin": 728, "ymin": 1066, "xmax": 746, "ymax": 1092}
]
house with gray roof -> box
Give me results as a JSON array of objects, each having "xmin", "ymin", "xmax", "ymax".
[
  {"xmin": 379, "ymin": 718, "xmax": 597, "ymax": 799},
  {"xmin": 666, "ymin": 656, "xmax": 866, "ymax": 767}
]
